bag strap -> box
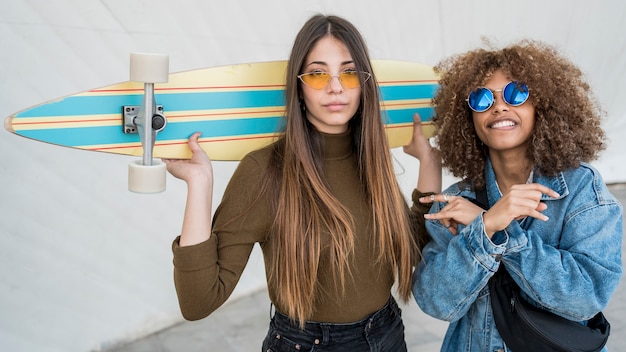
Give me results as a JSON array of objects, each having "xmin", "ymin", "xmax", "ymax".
[{"xmin": 474, "ymin": 187, "xmax": 489, "ymax": 210}]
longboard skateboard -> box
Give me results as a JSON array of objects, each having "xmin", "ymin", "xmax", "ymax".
[{"xmin": 4, "ymin": 60, "xmax": 439, "ymax": 161}]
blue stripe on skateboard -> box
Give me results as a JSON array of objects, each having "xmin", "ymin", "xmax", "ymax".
[
  {"xmin": 384, "ymin": 107, "xmax": 434, "ymax": 124},
  {"xmin": 380, "ymin": 84, "xmax": 438, "ymax": 101},
  {"xmin": 15, "ymin": 90, "xmax": 286, "ymax": 118},
  {"xmin": 14, "ymin": 84, "xmax": 438, "ymax": 118},
  {"xmin": 158, "ymin": 117, "xmax": 284, "ymax": 140},
  {"xmin": 16, "ymin": 105, "xmax": 432, "ymax": 148},
  {"xmin": 17, "ymin": 117, "xmax": 285, "ymax": 147},
  {"xmin": 17, "ymin": 95, "xmax": 141, "ymax": 118}
]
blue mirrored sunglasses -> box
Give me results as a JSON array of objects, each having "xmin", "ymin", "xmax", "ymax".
[{"xmin": 466, "ymin": 81, "xmax": 530, "ymax": 112}]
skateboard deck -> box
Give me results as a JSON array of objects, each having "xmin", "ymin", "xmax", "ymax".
[{"xmin": 4, "ymin": 60, "xmax": 439, "ymax": 161}]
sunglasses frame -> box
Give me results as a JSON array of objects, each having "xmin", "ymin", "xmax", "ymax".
[
  {"xmin": 298, "ymin": 70, "xmax": 371, "ymax": 90},
  {"xmin": 466, "ymin": 81, "xmax": 530, "ymax": 112}
]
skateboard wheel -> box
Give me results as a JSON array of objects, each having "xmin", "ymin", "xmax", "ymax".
[
  {"xmin": 128, "ymin": 160, "xmax": 166, "ymax": 193},
  {"xmin": 130, "ymin": 53, "xmax": 169, "ymax": 83}
]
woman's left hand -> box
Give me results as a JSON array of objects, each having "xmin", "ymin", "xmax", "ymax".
[
  {"xmin": 404, "ymin": 113, "xmax": 442, "ymax": 193},
  {"xmin": 403, "ymin": 113, "xmax": 439, "ymax": 162},
  {"xmin": 482, "ymin": 183, "xmax": 558, "ymax": 237}
]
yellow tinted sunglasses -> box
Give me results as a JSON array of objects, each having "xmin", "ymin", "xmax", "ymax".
[{"xmin": 298, "ymin": 70, "xmax": 371, "ymax": 90}]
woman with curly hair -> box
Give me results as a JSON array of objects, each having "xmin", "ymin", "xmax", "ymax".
[
  {"xmin": 412, "ymin": 40, "xmax": 623, "ymax": 351},
  {"xmin": 164, "ymin": 14, "xmax": 441, "ymax": 351}
]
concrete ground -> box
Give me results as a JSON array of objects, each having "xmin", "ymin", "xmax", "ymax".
[{"xmin": 108, "ymin": 186, "xmax": 626, "ymax": 352}]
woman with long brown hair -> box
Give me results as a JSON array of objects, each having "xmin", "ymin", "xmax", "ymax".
[{"xmin": 165, "ymin": 14, "xmax": 440, "ymax": 351}]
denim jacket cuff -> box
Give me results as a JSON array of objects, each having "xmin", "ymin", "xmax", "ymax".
[
  {"xmin": 502, "ymin": 220, "xmax": 528, "ymax": 252},
  {"xmin": 464, "ymin": 212, "xmax": 506, "ymax": 271}
]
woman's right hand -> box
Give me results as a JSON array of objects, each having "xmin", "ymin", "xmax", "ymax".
[
  {"xmin": 162, "ymin": 132, "xmax": 213, "ymax": 184},
  {"xmin": 164, "ymin": 132, "xmax": 214, "ymax": 247}
]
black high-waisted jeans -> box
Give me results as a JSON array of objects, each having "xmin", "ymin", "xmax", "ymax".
[{"xmin": 262, "ymin": 296, "xmax": 407, "ymax": 352}]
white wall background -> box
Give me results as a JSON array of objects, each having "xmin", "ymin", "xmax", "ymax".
[{"xmin": 1, "ymin": 0, "xmax": 624, "ymax": 351}]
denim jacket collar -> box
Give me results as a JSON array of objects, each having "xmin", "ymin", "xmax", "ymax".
[{"xmin": 484, "ymin": 157, "xmax": 569, "ymax": 207}]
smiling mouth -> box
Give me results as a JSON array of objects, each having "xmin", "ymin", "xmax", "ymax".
[{"xmin": 489, "ymin": 120, "xmax": 517, "ymax": 129}]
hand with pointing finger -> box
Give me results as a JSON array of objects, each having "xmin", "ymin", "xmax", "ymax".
[
  {"xmin": 420, "ymin": 184, "xmax": 559, "ymax": 238},
  {"xmin": 482, "ymin": 183, "xmax": 559, "ymax": 238},
  {"xmin": 420, "ymin": 194, "xmax": 484, "ymax": 235}
]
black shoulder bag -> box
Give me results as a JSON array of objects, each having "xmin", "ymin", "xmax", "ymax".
[{"xmin": 473, "ymin": 188, "xmax": 611, "ymax": 352}]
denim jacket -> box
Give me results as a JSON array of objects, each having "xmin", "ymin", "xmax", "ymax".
[{"xmin": 413, "ymin": 159, "xmax": 623, "ymax": 352}]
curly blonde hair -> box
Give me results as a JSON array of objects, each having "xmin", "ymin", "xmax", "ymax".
[{"xmin": 432, "ymin": 40, "xmax": 606, "ymax": 188}]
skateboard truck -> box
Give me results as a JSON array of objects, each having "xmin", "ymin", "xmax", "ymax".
[
  {"xmin": 123, "ymin": 105, "xmax": 166, "ymax": 135},
  {"xmin": 126, "ymin": 53, "xmax": 169, "ymax": 193}
]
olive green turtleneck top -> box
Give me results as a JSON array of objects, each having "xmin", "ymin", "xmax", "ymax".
[{"xmin": 172, "ymin": 130, "xmax": 431, "ymax": 323}]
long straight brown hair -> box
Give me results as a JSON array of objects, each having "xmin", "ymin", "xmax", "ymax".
[{"xmin": 265, "ymin": 14, "xmax": 417, "ymax": 327}]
